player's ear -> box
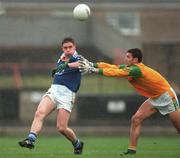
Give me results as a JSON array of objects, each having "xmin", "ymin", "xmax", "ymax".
[{"xmin": 134, "ymin": 57, "xmax": 139, "ymax": 63}]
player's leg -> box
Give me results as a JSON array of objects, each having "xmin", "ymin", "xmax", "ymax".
[
  {"xmin": 168, "ymin": 88, "xmax": 180, "ymax": 133},
  {"xmin": 19, "ymin": 96, "xmax": 55, "ymax": 149},
  {"xmin": 30, "ymin": 96, "xmax": 55, "ymax": 134},
  {"xmin": 124, "ymin": 99, "xmax": 157, "ymax": 155},
  {"xmin": 56, "ymin": 108, "xmax": 84, "ymax": 154},
  {"xmin": 169, "ymin": 109, "xmax": 180, "ymax": 133}
]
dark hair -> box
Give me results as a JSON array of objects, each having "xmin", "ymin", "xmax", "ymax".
[
  {"xmin": 127, "ymin": 48, "xmax": 143, "ymax": 62},
  {"xmin": 61, "ymin": 37, "xmax": 75, "ymax": 45}
]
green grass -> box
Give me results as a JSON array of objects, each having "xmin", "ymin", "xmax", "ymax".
[{"xmin": 0, "ymin": 136, "xmax": 180, "ymax": 158}]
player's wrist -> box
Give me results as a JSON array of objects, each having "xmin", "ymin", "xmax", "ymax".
[
  {"xmin": 57, "ymin": 62, "xmax": 69, "ymax": 71},
  {"xmin": 93, "ymin": 63, "xmax": 98, "ymax": 68},
  {"xmin": 64, "ymin": 62, "xmax": 69, "ymax": 68},
  {"xmin": 97, "ymin": 69, "xmax": 103, "ymax": 75},
  {"xmin": 119, "ymin": 64, "xmax": 126, "ymax": 69}
]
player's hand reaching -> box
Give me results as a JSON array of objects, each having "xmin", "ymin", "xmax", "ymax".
[
  {"xmin": 78, "ymin": 55, "xmax": 94, "ymax": 67},
  {"xmin": 78, "ymin": 56, "xmax": 98, "ymax": 74}
]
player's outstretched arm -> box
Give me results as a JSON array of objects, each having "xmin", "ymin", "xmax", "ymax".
[
  {"xmin": 78, "ymin": 59, "xmax": 130, "ymax": 77},
  {"xmin": 96, "ymin": 62, "xmax": 119, "ymax": 69},
  {"xmin": 77, "ymin": 55, "xmax": 128, "ymax": 76}
]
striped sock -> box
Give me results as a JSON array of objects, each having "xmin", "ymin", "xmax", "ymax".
[
  {"xmin": 73, "ymin": 139, "xmax": 81, "ymax": 149},
  {"xmin": 28, "ymin": 132, "xmax": 37, "ymax": 143}
]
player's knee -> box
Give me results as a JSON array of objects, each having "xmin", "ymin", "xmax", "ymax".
[
  {"xmin": 131, "ymin": 114, "xmax": 142, "ymax": 125},
  {"xmin": 34, "ymin": 110, "xmax": 45, "ymax": 120},
  {"xmin": 57, "ymin": 125, "xmax": 66, "ymax": 134}
]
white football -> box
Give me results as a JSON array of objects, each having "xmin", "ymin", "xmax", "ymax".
[{"xmin": 73, "ymin": 4, "xmax": 91, "ymax": 21}]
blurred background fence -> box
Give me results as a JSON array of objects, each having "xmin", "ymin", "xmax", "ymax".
[{"xmin": 0, "ymin": 0, "xmax": 180, "ymax": 136}]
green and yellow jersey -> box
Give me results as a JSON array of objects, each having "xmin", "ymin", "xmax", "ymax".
[{"xmin": 96, "ymin": 62, "xmax": 172, "ymax": 98}]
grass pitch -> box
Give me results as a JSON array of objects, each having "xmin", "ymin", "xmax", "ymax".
[{"xmin": 0, "ymin": 136, "xmax": 179, "ymax": 158}]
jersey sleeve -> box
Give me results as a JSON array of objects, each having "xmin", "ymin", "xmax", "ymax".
[
  {"xmin": 97, "ymin": 62, "xmax": 119, "ymax": 69},
  {"xmin": 99, "ymin": 67, "xmax": 130, "ymax": 77},
  {"xmin": 99, "ymin": 65, "xmax": 142, "ymax": 78}
]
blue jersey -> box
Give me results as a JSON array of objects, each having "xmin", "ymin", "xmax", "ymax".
[{"xmin": 52, "ymin": 52, "xmax": 81, "ymax": 92}]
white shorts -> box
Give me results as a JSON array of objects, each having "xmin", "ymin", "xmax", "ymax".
[
  {"xmin": 148, "ymin": 88, "xmax": 179, "ymax": 115},
  {"xmin": 43, "ymin": 84, "xmax": 76, "ymax": 112}
]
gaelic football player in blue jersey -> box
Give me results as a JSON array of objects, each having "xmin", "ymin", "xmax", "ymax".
[{"xmin": 19, "ymin": 37, "xmax": 84, "ymax": 154}]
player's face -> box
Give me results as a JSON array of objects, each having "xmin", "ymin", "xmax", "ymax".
[
  {"xmin": 62, "ymin": 42, "xmax": 76, "ymax": 56},
  {"xmin": 125, "ymin": 52, "xmax": 138, "ymax": 66}
]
